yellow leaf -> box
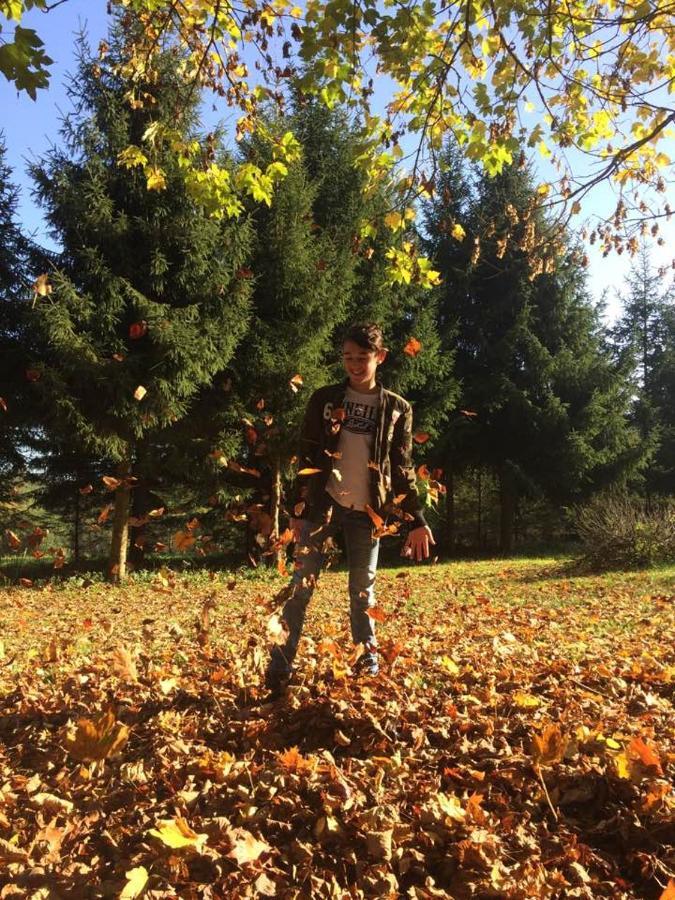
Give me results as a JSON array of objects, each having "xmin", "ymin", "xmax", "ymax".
[
  {"xmin": 451, "ymin": 223, "xmax": 466, "ymax": 241},
  {"xmin": 145, "ymin": 167, "xmax": 167, "ymax": 191},
  {"xmin": 148, "ymin": 817, "xmax": 208, "ymax": 852},
  {"xmin": 436, "ymin": 791, "xmax": 466, "ymax": 822},
  {"xmin": 439, "ymin": 655, "xmax": 460, "ymax": 676},
  {"xmin": 133, "ymin": 385, "xmax": 147, "ymax": 401},
  {"xmin": 34, "ymin": 273, "xmax": 52, "ymax": 297},
  {"xmin": 513, "ymin": 692, "xmax": 541, "ymax": 709},
  {"xmin": 120, "ymin": 866, "xmax": 148, "ymax": 899}
]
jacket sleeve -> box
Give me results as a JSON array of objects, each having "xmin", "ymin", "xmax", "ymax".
[
  {"xmin": 290, "ymin": 389, "xmax": 324, "ymax": 515},
  {"xmin": 390, "ymin": 402, "xmax": 428, "ymax": 528}
]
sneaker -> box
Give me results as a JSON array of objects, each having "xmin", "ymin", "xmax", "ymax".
[{"xmin": 353, "ymin": 651, "xmax": 379, "ymax": 677}]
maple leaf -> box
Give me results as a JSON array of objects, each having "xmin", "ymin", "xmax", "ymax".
[
  {"xmin": 289, "ymin": 373, "xmax": 304, "ymax": 392},
  {"xmin": 227, "ymin": 828, "xmax": 270, "ymax": 865},
  {"xmin": 133, "ymin": 385, "xmax": 147, "ymax": 401},
  {"xmin": 148, "ymin": 817, "xmax": 208, "ymax": 852},
  {"xmin": 403, "ymin": 337, "xmax": 422, "ymax": 357},
  {"xmin": 111, "ymin": 645, "xmax": 138, "ymax": 682},
  {"xmin": 5, "ymin": 529, "xmax": 21, "ymax": 550},
  {"xmin": 413, "ymin": 431, "xmax": 430, "ymax": 444},
  {"xmin": 120, "ymin": 866, "xmax": 148, "ymax": 899},
  {"xmin": 530, "ymin": 723, "xmax": 567, "ymax": 767},
  {"xmin": 33, "ymin": 273, "xmax": 52, "ymax": 297},
  {"xmin": 278, "ymin": 746, "xmax": 315, "ymax": 774},
  {"xmin": 98, "ymin": 503, "xmax": 114, "ymax": 525},
  {"xmin": 63, "ymin": 708, "xmax": 129, "ymax": 762},
  {"xmin": 102, "ymin": 476, "xmax": 122, "ymax": 491}
]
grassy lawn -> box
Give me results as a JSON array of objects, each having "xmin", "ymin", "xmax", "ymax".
[{"xmin": 0, "ymin": 556, "xmax": 673, "ymax": 897}]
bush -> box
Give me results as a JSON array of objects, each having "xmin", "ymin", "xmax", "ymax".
[{"xmin": 573, "ymin": 493, "xmax": 675, "ymax": 569}]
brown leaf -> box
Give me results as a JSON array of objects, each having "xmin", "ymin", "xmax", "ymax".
[
  {"xmin": 63, "ymin": 708, "xmax": 129, "ymax": 762},
  {"xmin": 111, "ymin": 645, "xmax": 138, "ymax": 682},
  {"xmin": 531, "ymin": 723, "xmax": 566, "ymax": 767}
]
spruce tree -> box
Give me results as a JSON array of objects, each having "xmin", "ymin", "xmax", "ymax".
[
  {"xmin": 427, "ymin": 151, "xmax": 638, "ymax": 551},
  {"xmin": 0, "ymin": 137, "xmax": 31, "ymax": 515},
  {"xmin": 612, "ymin": 247, "xmax": 675, "ymax": 501},
  {"xmin": 26, "ymin": 36, "xmax": 253, "ymax": 580}
]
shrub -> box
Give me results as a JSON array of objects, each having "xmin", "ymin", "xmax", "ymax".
[{"xmin": 573, "ymin": 493, "xmax": 675, "ymax": 569}]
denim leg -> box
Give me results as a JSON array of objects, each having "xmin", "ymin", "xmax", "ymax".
[
  {"xmin": 343, "ymin": 511, "xmax": 380, "ymax": 648},
  {"xmin": 267, "ymin": 518, "xmax": 335, "ymax": 679}
]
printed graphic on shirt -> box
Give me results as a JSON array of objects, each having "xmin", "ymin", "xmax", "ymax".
[{"xmin": 343, "ymin": 396, "xmax": 378, "ymax": 435}]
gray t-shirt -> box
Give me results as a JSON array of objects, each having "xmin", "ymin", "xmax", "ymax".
[{"xmin": 326, "ymin": 386, "xmax": 380, "ymax": 511}]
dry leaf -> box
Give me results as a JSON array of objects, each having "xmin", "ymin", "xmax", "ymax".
[
  {"xmin": 64, "ymin": 708, "xmax": 129, "ymax": 762},
  {"xmin": 133, "ymin": 385, "xmax": 147, "ymax": 401},
  {"xmin": 148, "ymin": 817, "xmax": 208, "ymax": 852},
  {"xmin": 120, "ymin": 866, "xmax": 148, "ymax": 899}
]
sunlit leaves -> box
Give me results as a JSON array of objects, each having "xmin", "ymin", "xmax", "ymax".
[
  {"xmin": 63, "ymin": 708, "xmax": 129, "ymax": 762},
  {"xmin": 148, "ymin": 817, "xmax": 208, "ymax": 852}
]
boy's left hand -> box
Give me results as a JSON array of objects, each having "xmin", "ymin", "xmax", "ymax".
[{"xmin": 402, "ymin": 525, "xmax": 436, "ymax": 561}]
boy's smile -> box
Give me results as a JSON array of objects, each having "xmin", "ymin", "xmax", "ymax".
[{"xmin": 342, "ymin": 339, "xmax": 387, "ymax": 392}]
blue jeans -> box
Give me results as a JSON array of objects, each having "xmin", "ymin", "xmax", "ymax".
[{"xmin": 267, "ymin": 505, "xmax": 380, "ymax": 680}]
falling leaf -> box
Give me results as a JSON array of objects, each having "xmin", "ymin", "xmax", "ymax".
[
  {"xmin": 79, "ymin": 484, "xmax": 94, "ymax": 495},
  {"xmin": 133, "ymin": 385, "xmax": 147, "ymax": 401},
  {"xmin": 513, "ymin": 692, "xmax": 541, "ymax": 709},
  {"xmin": 367, "ymin": 605, "xmax": 388, "ymax": 623},
  {"xmin": 460, "ymin": 409, "xmax": 478, "ymax": 417},
  {"xmin": 98, "ymin": 503, "xmax": 114, "ymax": 525},
  {"xmin": 451, "ymin": 222, "xmax": 466, "ymax": 241},
  {"xmin": 289, "ymin": 373, "xmax": 304, "ymax": 392},
  {"xmin": 413, "ymin": 431, "xmax": 430, "ymax": 444},
  {"xmin": 120, "ymin": 866, "xmax": 148, "ymax": 899},
  {"xmin": 63, "ymin": 708, "xmax": 129, "ymax": 762},
  {"xmin": 102, "ymin": 476, "xmax": 122, "ymax": 491},
  {"xmin": 660, "ymin": 879, "xmax": 675, "ymax": 900},
  {"xmin": 266, "ymin": 614, "xmax": 289, "ymax": 645},
  {"xmin": 147, "ymin": 507, "xmax": 165, "ymax": 518},
  {"xmin": 34, "ymin": 273, "xmax": 52, "ymax": 297},
  {"xmin": 172, "ymin": 531, "xmax": 196, "ymax": 551},
  {"xmin": 129, "ymin": 321, "xmax": 148, "ymax": 340},
  {"xmin": 0, "ymin": 397, "xmax": 7, "ymax": 413},
  {"xmin": 403, "ymin": 337, "xmax": 422, "ymax": 357},
  {"xmin": 111, "ymin": 646, "xmax": 138, "ymax": 682},
  {"xmin": 298, "ymin": 467, "xmax": 322, "ymax": 475},
  {"xmin": 530, "ymin": 723, "xmax": 567, "ymax": 767},
  {"xmin": 5, "ymin": 530, "xmax": 21, "ymax": 550},
  {"xmin": 227, "ymin": 828, "xmax": 270, "ymax": 865},
  {"xmin": 148, "ymin": 817, "xmax": 208, "ymax": 852}
]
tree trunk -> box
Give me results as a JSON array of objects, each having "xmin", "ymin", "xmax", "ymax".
[
  {"xmin": 109, "ymin": 458, "xmax": 131, "ymax": 583},
  {"xmin": 72, "ymin": 486, "xmax": 81, "ymax": 563},
  {"xmin": 476, "ymin": 467, "xmax": 482, "ymax": 551},
  {"xmin": 270, "ymin": 457, "xmax": 282, "ymax": 565},
  {"xmin": 499, "ymin": 463, "xmax": 516, "ymax": 554},
  {"xmin": 443, "ymin": 460, "xmax": 455, "ymax": 556}
]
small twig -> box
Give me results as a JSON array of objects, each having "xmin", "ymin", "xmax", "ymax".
[{"xmin": 536, "ymin": 764, "xmax": 558, "ymax": 821}]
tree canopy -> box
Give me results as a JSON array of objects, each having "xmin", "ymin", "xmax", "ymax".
[{"xmin": 2, "ymin": 0, "xmax": 673, "ymax": 277}]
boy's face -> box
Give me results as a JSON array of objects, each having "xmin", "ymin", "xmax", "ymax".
[{"xmin": 342, "ymin": 339, "xmax": 387, "ymax": 391}]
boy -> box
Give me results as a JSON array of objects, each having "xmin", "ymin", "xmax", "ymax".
[{"xmin": 265, "ymin": 323, "xmax": 435, "ymax": 697}]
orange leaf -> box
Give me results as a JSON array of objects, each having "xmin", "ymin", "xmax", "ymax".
[
  {"xmin": 530, "ymin": 723, "xmax": 566, "ymax": 767},
  {"xmin": 173, "ymin": 531, "xmax": 196, "ymax": 551},
  {"xmin": 413, "ymin": 431, "xmax": 430, "ymax": 444},
  {"xmin": 19, "ymin": 577, "xmax": 33, "ymax": 588},
  {"xmin": 102, "ymin": 476, "xmax": 122, "ymax": 491},
  {"xmin": 277, "ymin": 746, "xmax": 314, "ymax": 773},
  {"xmin": 289, "ymin": 373, "xmax": 304, "ymax": 393},
  {"xmin": 364, "ymin": 504, "xmax": 384, "ymax": 529},
  {"xmin": 367, "ymin": 605, "xmax": 387, "ymax": 623},
  {"xmin": 403, "ymin": 337, "xmax": 422, "ymax": 357},
  {"xmin": 5, "ymin": 530, "xmax": 21, "ymax": 550},
  {"xmin": 97, "ymin": 503, "xmax": 114, "ymax": 525},
  {"xmin": 298, "ymin": 467, "xmax": 322, "ymax": 475},
  {"xmin": 628, "ymin": 736, "xmax": 663, "ymax": 775},
  {"xmin": 659, "ymin": 879, "xmax": 675, "ymax": 900}
]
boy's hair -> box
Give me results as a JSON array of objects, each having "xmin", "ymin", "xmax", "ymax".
[{"xmin": 343, "ymin": 322, "xmax": 385, "ymax": 352}]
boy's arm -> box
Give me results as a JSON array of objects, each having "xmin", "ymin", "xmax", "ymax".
[{"xmin": 390, "ymin": 403, "xmax": 428, "ymax": 529}]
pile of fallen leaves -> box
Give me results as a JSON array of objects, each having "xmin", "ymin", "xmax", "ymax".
[{"xmin": 0, "ymin": 559, "xmax": 673, "ymax": 898}]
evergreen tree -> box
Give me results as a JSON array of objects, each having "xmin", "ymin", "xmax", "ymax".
[
  {"xmin": 427, "ymin": 151, "xmax": 638, "ymax": 551},
  {"xmin": 26, "ymin": 35, "xmax": 253, "ymax": 580},
  {"xmin": 0, "ymin": 137, "xmax": 32, "ymax": 517},
  {"xmin": 612, "ymin": 247, "xmax": 675, "ymax": 500},
  {"xmin": 651, "ymin": 304, "xmax": 675, "ymax": 495}
]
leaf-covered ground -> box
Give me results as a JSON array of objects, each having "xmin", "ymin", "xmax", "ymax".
[{"xmin": 0, "ymin": 556, "xmax": 674, "ymax": 899}]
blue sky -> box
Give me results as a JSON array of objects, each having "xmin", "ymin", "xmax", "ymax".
[{"xmin": 1, "ymin": 0, "xmax": 673, "ymax": 321}]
